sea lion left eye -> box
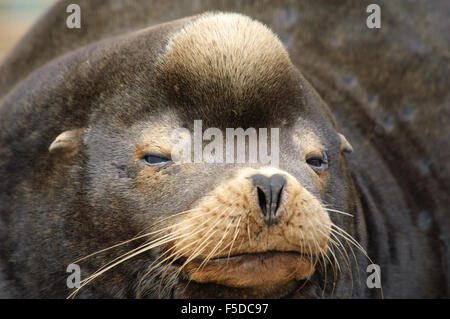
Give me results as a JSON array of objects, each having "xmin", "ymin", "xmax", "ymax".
[{"xmin": 143, "ymin": 154, "xmax": 171, "ymax": 166}]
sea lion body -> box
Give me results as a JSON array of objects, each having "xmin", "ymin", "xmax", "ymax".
[{"xmin": 0, "ymin": 1, "xmax": 448, "ymax": 298}]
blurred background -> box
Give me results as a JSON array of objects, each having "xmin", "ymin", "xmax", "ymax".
[{"xmin": 0, "ymin": 0, "xmax": 55, "ymax": 62}]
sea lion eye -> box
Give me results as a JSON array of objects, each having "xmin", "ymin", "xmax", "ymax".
[
  {"xmin": 306, "ymin": 151, "xmax": 328, "ymax": 171},
  {"xmin": 143, "ymin": 154, "xmax": 171, "ymax": 166}
]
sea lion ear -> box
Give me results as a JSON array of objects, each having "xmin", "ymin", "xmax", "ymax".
[
  {"xmin": 49, "ymin": 128, "xmax": 84, "ymax": 156},
  {"xmin": 338, "ymin": 133, "xmax": 353, "ymax": 153}
]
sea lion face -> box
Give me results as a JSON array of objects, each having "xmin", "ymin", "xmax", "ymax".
[{"xmin": 60, "ymin": 13, "xmax": 356, "ymax": 298}]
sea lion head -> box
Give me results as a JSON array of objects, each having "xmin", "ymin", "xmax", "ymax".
[{"xmin": 47, "ymin": 13, "xmax": 358, "ymax": 298}]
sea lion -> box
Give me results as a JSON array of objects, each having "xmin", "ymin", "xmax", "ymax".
[{"xmin": 0, "ymin": 1, "xmax": 448, "ymax": 299}]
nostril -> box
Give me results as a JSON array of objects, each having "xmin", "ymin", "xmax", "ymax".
[{"xmin": 257, "ymin": 187, "xmax": 268, "ymax": 216}]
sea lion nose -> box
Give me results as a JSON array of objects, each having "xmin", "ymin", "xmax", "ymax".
[{"xmin": 250, "ymin": 174, "xmax": 286, "ymax": 226}]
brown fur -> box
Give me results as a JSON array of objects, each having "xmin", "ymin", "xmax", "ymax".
[{"xmin": 0, "ymin": 1, "xmax": 448, "ymax": 299}]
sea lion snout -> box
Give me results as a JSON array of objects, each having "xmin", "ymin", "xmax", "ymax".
[{"xmin": 168, "ymin": 167, "xmax": 331, "ymax": 289}]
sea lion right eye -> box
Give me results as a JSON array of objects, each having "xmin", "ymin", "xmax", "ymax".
[
  {"xmin": 143, "ymin": 154, "xmax": 172, "ymax": 166},
  {"xmin": 306, "ymin": 151, "xmax": 329, "ymax": 171}
]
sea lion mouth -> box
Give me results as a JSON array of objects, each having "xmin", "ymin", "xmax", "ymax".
[{"xmin": 178, "ymin": 251, "xmax": 316, "ymax": 289}]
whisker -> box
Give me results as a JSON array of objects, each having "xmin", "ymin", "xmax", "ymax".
[
  {"xmin": 197, "ymin": 213, "xmax": 235, "ymax": 271},
  {"xmin": 72, "ymin": 208, "xmax": 207, "ymax": 264},
  {"xmin": 226, "ymin": 215, "xmax": 242, "ymax": 262},
  {"xmin": 329, "ymin": 224, "xmax": 383, "ymax": 298},
  {"xmin": 329, "ymin": 230, "xmax": 354, "ymax": 298},
  {"xmin": 68, "ymin": 209, "xmax": 223, "ymax": 298},
  {"xmin": 324, "ymin": 208, "xmax": 354, "ymax": 217},
  {"xmin": 69, "ymin": 231, "xmax": 193, "ymax": 298},
  {"xmin": 136, "ymin": 212, "xmax": 224, "ymax": 295},
  {"xmin": 174, "ymin": 208, "xmax": 231, "ymax": 279}
]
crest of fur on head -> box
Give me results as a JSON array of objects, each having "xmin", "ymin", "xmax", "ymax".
[{"xmin": 157, "ymin": 12, "xmax": 297, "ymax": 113}]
